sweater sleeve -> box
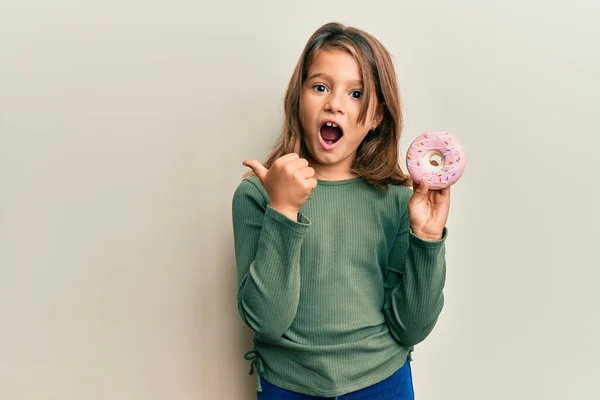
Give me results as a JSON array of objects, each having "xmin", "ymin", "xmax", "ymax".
[
  {"xmin": 231, "ymin": 178, "xmax": 310, "ymax": 342},
  {"xmin": 383, "ymin": 200, "xmax": 447, "ymax": 347}
]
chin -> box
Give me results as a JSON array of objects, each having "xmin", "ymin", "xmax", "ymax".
[{"xmin": 308, "ymin": 147, "xmax": 347, "ymax": 166}]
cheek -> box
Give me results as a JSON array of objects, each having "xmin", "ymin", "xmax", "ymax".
[
  {"xmin": 344, "ymin": 129, "xmax": 369, "ymax": 149},
  {"xmin": 349, "ymin": 108, "xmax": 370, "ymax": 130},
  {"xmin": 348, "ymin": 115, "xmax": 371, "ymax": 136},
  {"xmin": 298, "ymin": 101, "xmax": 307, "ymax": 127},
  {"xmin": 299, "ymin": 101, "xmax": 318, "ymax": 132},
  {"xmin": 355, "ymin": 132, "xmax": 370, "ymax": 145},
  {"xmin": 355, "ymin": 100, "xmax": 378, "ymax": 126},
  {"xmin": 299, "ymin": 108, "xmax": 310, "ymax": 133},
  {"xmin": 299, "ymin": 95, "xmax": 309, "ymax": 117}
]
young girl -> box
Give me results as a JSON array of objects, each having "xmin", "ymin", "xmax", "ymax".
[{"xmin": 232, "ymin": 22, "xmax": 450, "ymax": 400}]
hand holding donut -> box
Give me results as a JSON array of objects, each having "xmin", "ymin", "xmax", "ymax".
[
  {"xmin": 408, "ymin": 181, "xmax": 450, "ymax": 241},
  {"xmin": 406, "ymin": 131, "xmax": 466, "ymax": 241},
  {"xmin": 243, "ymin": 153, "xmax": 317, "ymax": 221}
]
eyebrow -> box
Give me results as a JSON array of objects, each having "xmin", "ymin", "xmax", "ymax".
[{"xmin": 306, "ymin": 72, "xmax": 363, "ymax": 86}]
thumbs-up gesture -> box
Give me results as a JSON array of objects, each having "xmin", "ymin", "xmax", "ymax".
[{"xmin": 243, "ymin": 153, "xmax": 317, "ymax": 221}]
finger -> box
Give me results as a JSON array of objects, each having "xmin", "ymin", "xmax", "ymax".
[
  {"xmin": 242, "ymin": 159, "xmax": 268, "ymax": 182},
  {"xmin": 305, "ymin": 178, "xmax": 318, "ymax": 190},
  {"xmin": 413, "ymin": 179, "xmax": 429, "ymax": 196},
  {"xmin": 285, "ymin": 157, "xmax": 310, "ymax": 172},
  {"xmin": 438, "ymin": 186, "xmax": 451, "ymax": 198},
  {"xmin": 273, "ymin": 153, "xmax": 300, "ymax": 167},
  {"xmin": 296, "ymin": 166, "xmax": 315, "ymax": 179}
]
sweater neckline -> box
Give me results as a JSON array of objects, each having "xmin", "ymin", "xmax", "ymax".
[{"xmin": 316, "ymin": 177, "xmax": 363, "ymax": 186}]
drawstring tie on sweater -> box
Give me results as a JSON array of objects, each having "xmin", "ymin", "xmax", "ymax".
[{"xmin": 244, "ymin": 350, "xmax": 264, "ymax": 392}]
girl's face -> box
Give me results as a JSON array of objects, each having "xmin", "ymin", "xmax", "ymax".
[{"xmin": 299, "ymin": 48, "xmax": 381, "ymax": 180}]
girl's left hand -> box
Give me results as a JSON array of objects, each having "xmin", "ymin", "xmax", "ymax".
[{"xmin": 408, "ymin": 180, "xmax": 451, "ymax": 241}]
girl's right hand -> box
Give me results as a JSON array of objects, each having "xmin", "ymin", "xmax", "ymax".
[{"xmin": 242, "ymin": 153, "xmax": 317, "ymax": 220}]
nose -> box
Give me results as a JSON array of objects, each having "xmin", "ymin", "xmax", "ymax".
[{"xmin": 324, "ymin": 90, "xmax": 345, "ymax": 114}]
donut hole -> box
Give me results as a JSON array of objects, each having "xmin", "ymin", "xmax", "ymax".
[{"xmin": 424, "ymin": 150, "xmax": 444, "ymax": 172}]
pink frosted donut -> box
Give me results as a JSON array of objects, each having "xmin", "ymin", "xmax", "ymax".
[{"xmin": 406, "ymin": 132, "xmax": 466, "ymax": 190}]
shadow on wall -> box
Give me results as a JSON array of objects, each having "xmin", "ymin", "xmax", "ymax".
[
  {"xmin": 218, "ymin": 222, "xmax": 258, "ymax": 399},
  {"xmin": 204, "ymin": 86, "xmax": 283, "ymax": 399}
]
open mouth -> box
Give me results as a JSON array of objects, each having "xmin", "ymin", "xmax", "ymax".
[{"xmin": 319, "ymin": 121, "xmax": 343, "ymax": 145}]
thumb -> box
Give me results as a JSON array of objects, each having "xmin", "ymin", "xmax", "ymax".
[{"xmin": 242, "ymin": 159, "xmax": 268, "ymax": 182}]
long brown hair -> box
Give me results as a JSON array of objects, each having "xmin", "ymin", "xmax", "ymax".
[{"xmin": 247, "ymin": 22, "xmax": 411, "ymax": 190}]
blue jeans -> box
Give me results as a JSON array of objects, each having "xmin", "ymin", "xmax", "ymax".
[{"xmin": 257, "ymin": 360, "xmax": 414, "ymax": 400}]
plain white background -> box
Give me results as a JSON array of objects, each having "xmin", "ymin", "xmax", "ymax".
[{"xmin": 1, "ymin": 1, "xmax": 599, "ymax": 399}]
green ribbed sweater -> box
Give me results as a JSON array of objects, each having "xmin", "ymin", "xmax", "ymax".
[{"xmin": 231, "ymin": 175, "xmax": 447, "ymax": 397}]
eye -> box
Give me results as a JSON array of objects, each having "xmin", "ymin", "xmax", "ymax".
[
  {"xmin": 351, "ymin": 90, "xmax": 363, "ymax": 99},
  {"xmin": 313, "ymin": 84, "xmax": 328, "ymax": 93}
]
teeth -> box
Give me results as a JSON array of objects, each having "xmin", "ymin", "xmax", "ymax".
[{"xmin": 325, "ymin": 122, "xmax": 338, "ymax": 128}]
